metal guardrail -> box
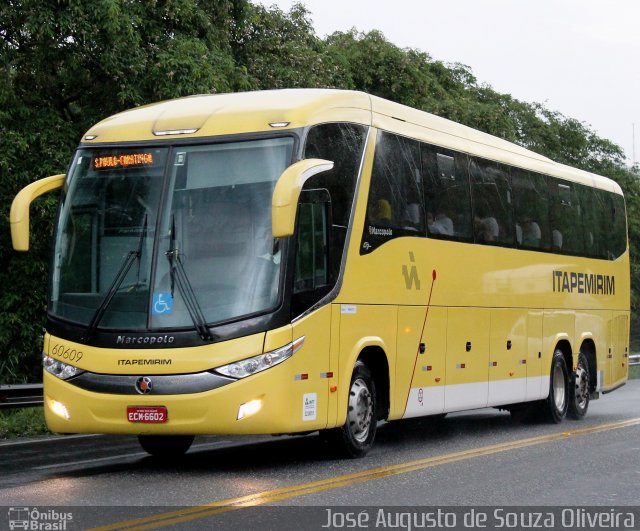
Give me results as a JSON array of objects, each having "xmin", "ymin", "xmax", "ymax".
[
  {"xmin": 630, "ymin": 354, "xmax": 640, "ymax": 366},
  {"xmin": 0, "ymin": 384, "xmax": 44, "ymax": 409}
]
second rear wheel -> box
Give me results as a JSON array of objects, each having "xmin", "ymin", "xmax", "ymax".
[{"xmin": 568, "ymin": 352, "xmax": 590, "ymax": 419}]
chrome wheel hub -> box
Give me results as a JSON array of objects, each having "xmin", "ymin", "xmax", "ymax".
[
  {"xmin": 553, "ymin": 363, "xmax": 566, "ymax": 411},
  {"xmin": 574, "ymin": 365, "xmax": 589, "ymax": 409},
  {"xmin": 347, "ymin": 378, "xmax": 373, "ymax": 443}
]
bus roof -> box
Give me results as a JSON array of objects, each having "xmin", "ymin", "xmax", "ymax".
[{"xmin": 82, "ymin": 89, "xmax": 622, "ymax": 195}]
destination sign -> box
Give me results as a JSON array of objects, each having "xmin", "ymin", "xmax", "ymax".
[{"xmin": 92, "ymin": 152, "xmax": 154, "ymax": 170}]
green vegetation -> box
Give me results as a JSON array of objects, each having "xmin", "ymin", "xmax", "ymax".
[
  {"xmin": 1, "ymin": 1, "xmax": 639, "ymax": 384},
  {"xmin": 0, "ymin": 408, "xmax": 49, "ymax": 439}
]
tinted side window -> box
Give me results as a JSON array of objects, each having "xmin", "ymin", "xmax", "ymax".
[
  {"xmin": 512, "ymin": 169, "xmax": 550, "ymax": 251},
  {"xmin": 549, "ymin": 178, "xmax": 584, "ymax": 255},
  {"xmin": 610, "ymin": 193, "xmax": 627, "ymax": 259},
  {"xmin": 579, "ymin": 186, "xmax": 604, "ymax": 258},
  {"xmin": 422, "ymin": 144, "xmax": 472, "ymax": 241},
  {"xmin": 304, "ymin": 123, "xmax": 367, "ymax": 276},
  {"xmin": 294, "ymin": 201, "xmax": 329, "ymax": 294},
  {"xmin": 361, "ymin": 131, "xmax": 423, "ymax": 254},
  {"xmin": 291, "ymin": 190, "xmax": 332, "ymax": 317},
  {"xmin": 469, "ymin": 158, "xmax": 514, "ymax": 246}
]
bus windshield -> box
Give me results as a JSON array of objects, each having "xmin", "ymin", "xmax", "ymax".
[{"xmin": 50, "ymin": 137, "xmax": 295, "ymax": 332}]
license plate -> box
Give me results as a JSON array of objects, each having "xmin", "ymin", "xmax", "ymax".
[{"xmin": 127, "ymin": 406, "xmax": 168, "ymax": 423}]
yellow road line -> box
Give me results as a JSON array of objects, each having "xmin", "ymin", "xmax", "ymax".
[{"xmin": 91, "ymin": 417, "xmax": 640, "ymax": 531}]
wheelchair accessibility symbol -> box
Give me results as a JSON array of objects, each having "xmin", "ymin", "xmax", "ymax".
[{"xmin": 152, "ymin": 292, "xmax": 173, "ymax": 315}]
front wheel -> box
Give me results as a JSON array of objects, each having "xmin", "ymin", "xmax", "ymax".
[
  {"xmin": 323, "ymin": 361, "xmax": 377, "ymax": 458},
  {"xmin": 138, "ymin": 435, "xmax": 194, "ymax": 458},
  {"xmin": 568, "ymin": 352, "xmax": 590, "ymax": 419},
  {"xmin": 544, "ymin": 349, "xmax": 569, "ymax": 423}
]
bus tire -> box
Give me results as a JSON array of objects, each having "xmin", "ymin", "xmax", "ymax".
[
  {"xmin": 544, "ymin": 349, "xmax": 569, "ymax": 423},
  {"xmin": 567, "ymin": 352, "xmax": 590, "ymax": 420},
  {"xmin": 138, "ymin": 435, "xmax": 194, "ymax": 457},
  {"xmin": 326, "ymin": 360, "xmax": 377, "ymax": 458}
]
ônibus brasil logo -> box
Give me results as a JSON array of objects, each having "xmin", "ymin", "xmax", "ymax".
[{"xmin": 7, "ymin": 507, "xmax": 73, "ymax": 530}]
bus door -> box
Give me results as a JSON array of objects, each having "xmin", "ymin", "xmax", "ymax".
[
  {"xmin": 397, "ymin": 306, "xmax": 447, "ymax": 418},
  {"xmin": 445, "ymin": 308, "xmax": 490, "ymax": 410},
  {"xmin": 288, "ymin": 190, "xmax": 335, "ymax": 431},
  {"xmin": 605, "ymin": 314, "xmax": 614, "ymax": 388},
  {"xmin": 488, "ymin": 309, "xmax": 527, "ymax": 406},
  {"xmin": 526, "ymin": 310, "xmax": 544, "ymax": 401},
  {"xmin": 612, "ymin": 312, "xmax": 629, "ymax": 387}
]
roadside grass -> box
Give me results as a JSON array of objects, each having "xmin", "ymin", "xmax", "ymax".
[{"xmin": 0, "ymin": 408, "xmax": 49, "ymax": 439}]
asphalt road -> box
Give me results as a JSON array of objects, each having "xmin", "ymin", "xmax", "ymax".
[{"xmin": 1, "ymin": 381, "xmax": 639, "ymax": 530}]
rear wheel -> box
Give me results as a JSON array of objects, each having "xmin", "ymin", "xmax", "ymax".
[
  {"xmin": 544, "ymin": 349, "xmax": 569, "ymax": 423},
  {"xmin": 138, "ymin": 435, "xmax": 194, "ymax": 458},
  {"xmin": 568, "ymin": 352, "xmax": 590, "ymax": 419},
  {"xmin": 323, "ymin": 361, "xmax": 377, "ymax": 458}
]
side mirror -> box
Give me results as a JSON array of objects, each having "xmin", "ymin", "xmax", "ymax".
[
  {"xmin": 271, "ymin": 159, "xmax": 333, "ymax": 237},
  {"xmin": 10, "ymin": 174, "xmax": 65, "ymax": 251}
]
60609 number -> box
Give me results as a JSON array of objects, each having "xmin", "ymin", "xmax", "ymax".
[{"xmin": 50, "ymin": 343, "xmax": 83, "ymax": 363}]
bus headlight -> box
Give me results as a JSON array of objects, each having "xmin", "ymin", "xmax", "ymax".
[
  {"xmin": 215, "ymin": 337, "xmax": 305, "ymax": 379},
  {"xmin": 43, "ymin": 355, "xmax": 85, "ymax": 380}
]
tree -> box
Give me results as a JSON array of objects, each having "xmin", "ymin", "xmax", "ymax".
[
  {"xmin": 0, "ymin": 0, "xmax": 249, "ymax": 382},
  {"xmin": 233, "ymin": 3, "xmax": 347, "ymax": 89}
]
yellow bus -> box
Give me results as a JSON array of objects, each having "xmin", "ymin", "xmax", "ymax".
[{"xmin": 11, "ymin": 90, "xmax": 629, "ymax": 457}]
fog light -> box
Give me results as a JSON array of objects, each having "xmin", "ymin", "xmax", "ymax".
[
  {"xmin": 237, "ymin": 399, "xmax": 262, "ymax": 420},
  {"xmin": 49, "ymin": 399, "xmax": 70, "ymax": 420}
]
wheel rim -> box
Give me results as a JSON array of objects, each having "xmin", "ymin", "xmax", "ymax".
[
  {"xmin": 552, "ymin": 363, "xmax": 566, "ymax": 411},
  {"xmin": 574, "ymin": 364, "xmax": 589, "ymax": 409},
  {"xmin": 347, "ymin": 377, "xmax": 373, "ymax": 443}
]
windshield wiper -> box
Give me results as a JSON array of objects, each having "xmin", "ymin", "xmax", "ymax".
[
  {"xmin": 83, "ymin": 215, "xmax": 147, "ymax": 343},
  {"xmin": 166, "ymin": 215, "xmax": 214, "ymax": 342}
]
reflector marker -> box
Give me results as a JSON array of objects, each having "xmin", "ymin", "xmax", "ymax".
[
  {"xmin": 489, "ymin": 361, "xmax": 498, "ymax": 367},
  {"xmin": 294, "ymin": 374, "xmax": 308, "ymax": 381},
  {"xmin": 292, "ymin": 336, "xmax": 305, "ymax": 354},
  {"xmin": 519, "ymin": 359, "xmax": 527, "ymax": 365},
  {"xmin": 422, "ymin": 365, "xmax": 433, "ymax": 372},
  {"xmin": 456, "ymin": 363, "xmax": 466, "ymax": 369},
  {"xmin": 320, "ymin": 372, "xmax": 333, "ymax": 379}
]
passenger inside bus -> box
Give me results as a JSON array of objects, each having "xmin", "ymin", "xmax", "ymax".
[
  {"xmin": 371, "ymin": 198, "xmax": 393, "ymax": 227},
  {"xmin": 402, "ymin": 203, "xmax": 422, "ymax": 232},
  {"xmin": 475, "ymin": 215, "xmax": 499, "ymax": 243},
  {"xmin": 516, "ymin": 216, "xmax": 542, "ymax": 247},
  {"xmin": 427, "ymin": 211, "xmax": 454, "ymax": 236}
]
